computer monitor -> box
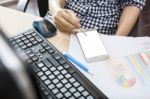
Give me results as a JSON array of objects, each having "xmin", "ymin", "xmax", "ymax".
[{"xmin": 0, "ymin": 29, "xmax": 39, "ymax": 99}]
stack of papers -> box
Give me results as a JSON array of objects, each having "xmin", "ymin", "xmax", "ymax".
[
  {"xmin": 69, "ymin": 34, "xmax": 150, "ymax": 99},
  {"xmin": 76, "ymin": 31, "xmax": 109, "ymax": 62}
]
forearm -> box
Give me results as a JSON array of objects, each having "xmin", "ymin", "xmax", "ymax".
[
  {"xmin": 116, "ymin": 6, "xmax": 141, "ymax": 36},
  {"xmin": 48, "ymin": 0, "xmax": 65, "ymax": 15}
]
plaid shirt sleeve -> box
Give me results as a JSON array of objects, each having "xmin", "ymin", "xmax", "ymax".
[{"xmin": 121, "ymin": 0, "xmax": 146, "ymax": 10}]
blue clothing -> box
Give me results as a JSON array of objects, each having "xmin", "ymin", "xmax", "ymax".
[{"xmin": 64, "ymin": 0, "xmax": 145, "ymax": 35}]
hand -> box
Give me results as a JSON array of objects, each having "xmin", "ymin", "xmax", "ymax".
[{"xmin": 52, "ymin": 9, "xmax": 81, "ymax": 33}]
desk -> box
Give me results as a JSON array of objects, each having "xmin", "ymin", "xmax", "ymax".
[{"xmin": 0, "ymin": 6, "xmax": 70, "ymax": 52}]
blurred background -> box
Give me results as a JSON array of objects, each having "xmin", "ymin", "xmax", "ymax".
[{"xmin": 0, "ymin": 0, "xmax": 39, "ymax": 16}]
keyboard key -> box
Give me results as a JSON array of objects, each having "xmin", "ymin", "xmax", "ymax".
[
  {"xmin": 82, "ymin": 91, "xmax": 89, "ymax": 97},
  {"xmin": 25, "ymin": 58, "xmax": 32, "ymax": 63},
  {"xmin": 53, "ymin": 71, "xmax": 60, "ymax": 76},
  {"xmin": 37, "ymin": 62, "xmax": 44, "ymax": 68},
  {"xmin": 32, "ymin": 40, "xmax": 38, "ymax": 45},
  {"xmin": 78, "ymin": 96, "xmax": 85, "ymax": 99},
  {"xmin": 14, "ymin": 34, "xmax": 23, "ymax": 39},
  {"xmin": 60, "ymin": 87, "xmax": 67, "ymax": 93},
  {"xmin": 73, "ymin": 82, "xmax": 80, "ymax": 87},
  {"xmin": 48, "ymin": 49, "xmax": 55, "ymax": 54},
  {"xmin": 31, "ymin": 32, "xmax": 37, "ymax": 36},
  {"xmin": 40, "ymin": 48, "xmax": 46, "ymax": 53},
  {"xmin": 69, "ymin": 96, "xmax": 76, "ymax": 99},
  {"xmin": 41, "ymin": 42, "xmax": 48, "ymax": 47},
  {"xmin": 48, "ymin": 56, "xmax": 60, "ymax": 66},
  {"xmin": 35, "ymin": 36, "xmax": 43, "ymax": 43},
  {"xmin": 32, "ymin": 65, "xmax": 40, "ymax": 73},
  {"xmin": 45, "ymin": 71, "xmax": 51, "ymax": 75},
  {"xmin": 43, "ymin": 59, "xmax": 52, "ymax": 68},
  {"xmin": 56, "ymin": 93, "xmax": 63, "ymax": 98},
  {"xmin": 52, "ymin": 78, "xmax": 59, "ymax": 84},
  {"xmin": 64, "ymin": 92, "xmax": 71, "ymax": 98},
  {"xmin": 87, "ymin": 95, "xmax": 94, "ymax": 99},
  {"xmin": 45, "ymin": 46, "xmax": 51, "ymax": 50},
  {"xmin": 67, "ymin": 68, "xmax": 75, "ymax": 74},
  {"xmin": 65, "ymin": 83, "xmax": 72, "ymax": 89},
  {"xmin": 29, "ymin": 37, "xmax": 35, "ymax": 41},
  {"xmin": 58, "ymin": 59, "xmax": 66, "ymax": 64},
  {"xmin": 47, "ymin": 95, "xmax": 53, "ymax": 99},
  {"xmin": 31, "ymin": 56, "xmax": 38, "ymax": 62},
  {"xmin": 52, "ymin": 88, "xmax": 59, "ymax": 94},
  {"xmin": 21, "ymin": 45, "xmax": 27, "ymax": 49},
  {"xmin": 48, "ymin": 75, "xmax": 55, "ymax": 80},
  {"xmin": 28, "ymin": 53, "xmax": 35, "ymax": 57},
  {"xmin": 24, "ymin": 39, "xmax": 30, "ymax": 44},
  {"xmin": 41, "ymin": 67, "xmax": 48, "ymax": 72},
  {"xmin": 69, "ymin": 87, "xmax": 76, "ymax": 93},
  {"xmin": 41, "ymin": 75, "xmax": 47, "ymax": 81},
  {"xmin": 77, "ymin": 86, "xmax": 84, "ymax": 92},
  {"xmin": 26, "ymin": 34, "xmax": 32, "ymax": 38},
  {"xmin": 69, "ymin": 78, "xmax": 76, "ymax": 83},
  {"xmin": 18, "ymin": 42, "xmax": 24, "ymax": 46},
  {"xmin": 16, "ymin": 38, "xmax": 21, "ymax": 43},
  {"xmin": 53, "ymin": 54, "xmax": 61, "ymax": 60},
  {"xmin": 61, "ymin": 79, "xmax": 68, "ymax": 84},
  {"xmin": 50, "ymin": 67, "xmax": 56, "ymax": 72},
  {"xmin": 48, "ymin": 84, "xmax": 55, "ymax": 90},
  {"xmin": 74, "ymin": 92, "xmax": 81, "ymax": 98},
  {"xmin": 37, "ymin": 71, "xmax": 44, "ymax": 77},
  {"xmin": 43, "ymin": 89, "xmax": 49, "ymax": 96},
  {"xmin": 26, "ymin": 50, "xmax": 32, "ymax": 54},
  {"xmin": 56, "ymin": 83, "xmax": 63, "ymax": 88},
  {"xmin": 65, "ymin": 74, "xmax": 71, "ymax": 79},
  {"xmin": 44, "ymin": 80, "xmax": 51, "ymax": 85},
  {"xmin": 27, "ymin": 43, "xmax": 32, "ymax": 47},
  {"xmin": 57, "ymin": 74, "xmax": 63, "ymax": 80},
  {"xmin": 61, "ymin": 70, "xmax": 67, "ymax": 75},
  {"xmin": 24, "ymin": 31, "xmax": 34, "ymax": 35},
  {"xmin": 39, "ymin": 85, "xmax": 45, "ymax": 91},
  {"xmin": 11, "ymin": 41, "xmax": 16, "ymax": 45},
  {"xmin": 57, "ymin": 66, "xmax": 63, "ymax": 71},
  {"xmin": 21, "ymin": 37, "xmax": 27, "ymax": 41},
  {"xmin": 63, "ymin": 63, "xmax": 70, "ymax": 69}
]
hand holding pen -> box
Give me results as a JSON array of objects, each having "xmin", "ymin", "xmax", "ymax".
[{"xmin": 52, "ymin": 8, "xmax": 81, "ymax": 33}]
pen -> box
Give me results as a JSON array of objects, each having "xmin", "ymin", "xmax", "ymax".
[
  {"xmin": 63, "ymin": 52, "xmax": 93, "ymax": 76},
  {"xmin": 65, "ymin": 10, "xmax": 87, "ymax": 36}
]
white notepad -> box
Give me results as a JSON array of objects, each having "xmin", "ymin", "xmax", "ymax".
[{"xmin": 76, "ymin": 30, "xmax": 109, "ymax": 62}]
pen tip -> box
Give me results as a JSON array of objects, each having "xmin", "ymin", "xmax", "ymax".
[{"xmin": 88, "ymin": 72, "xmax": 94, "ymax": 76}]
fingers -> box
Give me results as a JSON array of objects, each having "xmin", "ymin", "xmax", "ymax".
[
  {"xmin": 63, "ymin": 10, "xmax": 80, "ymax": 27},
  {"xmin": 53, "ymin": 9, "xmax": 81, "ymax": 33}
]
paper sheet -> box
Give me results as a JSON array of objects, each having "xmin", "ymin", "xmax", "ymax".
[{"xmin": 69, "ymin": 34, "xmax": 150, "ymax": 99}]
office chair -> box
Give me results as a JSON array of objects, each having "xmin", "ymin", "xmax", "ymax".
[
  {"xmin": 17, "ymin": 0, "xmax": 30, "ymax": 12},
  {"xmin": 17, "ymin": 0, "xmax": 48, "ymax": 17},
  {"xmin": 36, "ymin": 0, "xmax": 48, "ymax": 17}
]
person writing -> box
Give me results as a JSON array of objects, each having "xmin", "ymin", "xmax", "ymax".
[{"xmin": 48, "ymin": 0, "xmax": 145, "ymax": 36}]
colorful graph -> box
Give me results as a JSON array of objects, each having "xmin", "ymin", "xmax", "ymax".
[
  {"xmin": 115, "ymin": 72, "xmax": 136, "ymax": 87},
  {"xmin": 105, "ymin": 50, "xmax": 150, "ymax": 87},
  {"xmin": 126, "ymin": 51, "xmax": 150, "ymax": 86}
]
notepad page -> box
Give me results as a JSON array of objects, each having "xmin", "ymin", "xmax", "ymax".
[{"xmin": 76, "ymin": 30, "xmax": 109, "ymax": 62}]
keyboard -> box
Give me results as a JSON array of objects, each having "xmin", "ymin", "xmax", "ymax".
[{"xmin": 9, "ymin": 29, "xmax": 108, "ymax": 99}]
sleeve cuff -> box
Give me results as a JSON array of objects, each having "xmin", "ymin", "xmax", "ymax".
[{"xmin": 122, "ymin": 0, "xmax": 146, "ymax": 10}]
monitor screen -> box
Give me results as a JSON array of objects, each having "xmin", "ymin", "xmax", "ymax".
[{"xmin": 0, "ymin": 29, "xmax": 38, "ymax": 99}]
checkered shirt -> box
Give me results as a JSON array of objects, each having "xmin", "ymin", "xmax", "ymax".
[{"xmin": 64, "ymin": 0, "xmax": 145, "ymax": 35}]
